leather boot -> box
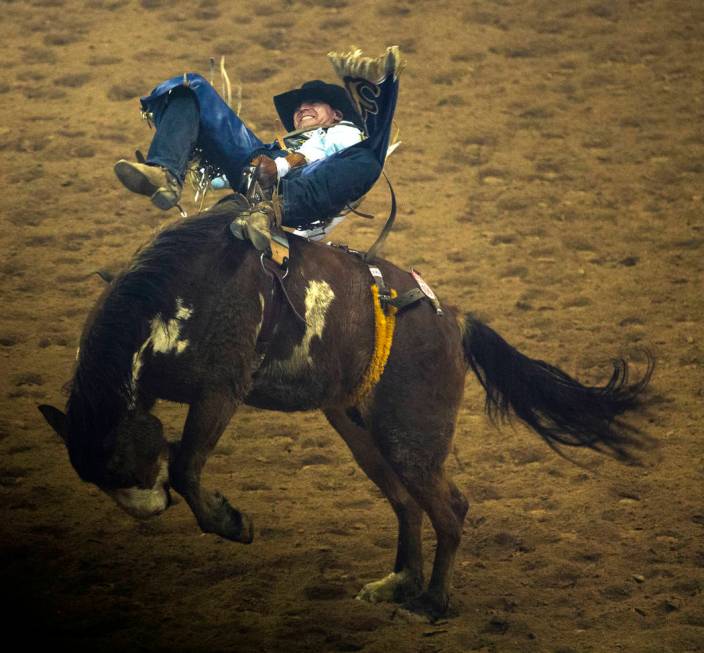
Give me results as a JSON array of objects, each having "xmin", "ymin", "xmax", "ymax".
[
  {"xmin": 114, "ymin": 160, "xmax": 182, "ymax": 210},
  {"xmin": 230, "ymin": 203, "xmax": 275, "ymax": 252}
]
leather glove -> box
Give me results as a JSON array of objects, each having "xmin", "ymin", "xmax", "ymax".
[
  {"xmin": 250, "ymin": 155, "xmax": 278, "ymax": 189},
  {"xmin": 285, "ymin": 152, "xmax": 307, "ymax": 168}
]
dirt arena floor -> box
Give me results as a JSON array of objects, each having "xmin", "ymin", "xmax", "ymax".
[{"xmin": 1, "ymin": 0, "xmax": 703, "ymax": 651}]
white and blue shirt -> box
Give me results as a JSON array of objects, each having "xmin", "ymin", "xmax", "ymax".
[{"xmin": 275, "ymin": 121, "xmax": 364, "ymax": 178}]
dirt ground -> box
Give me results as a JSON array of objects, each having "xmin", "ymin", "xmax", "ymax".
[{"xmin": 1, "ymin": 0, "xmax": 703, "ymax": 651}]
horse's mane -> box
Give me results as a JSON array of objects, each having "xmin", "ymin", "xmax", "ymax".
[
  {"xmin": 118, "ymin": 197, "xmax": 247, "ymax": 312},
  {"xmin": 66, "ymin": 197, "xmax": 249, "ymax": 471}
]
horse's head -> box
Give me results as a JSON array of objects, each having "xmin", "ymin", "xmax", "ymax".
[{"xmin": 39, "ymin": 405, "xmax": 171, "ymax": 519}]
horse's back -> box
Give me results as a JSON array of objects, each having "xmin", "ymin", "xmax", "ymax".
[
  {"xmin": 247, "ymin": 238, "xmax": 464, "ymax": 412},
  {"xmin": 112, "ymin": 212, "xmax": 463, "ymax": 415}
]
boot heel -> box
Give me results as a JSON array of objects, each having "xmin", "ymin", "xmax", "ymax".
[{"xmin": 151, "ymin": 188, "xmax": 179, "ymax": 211}]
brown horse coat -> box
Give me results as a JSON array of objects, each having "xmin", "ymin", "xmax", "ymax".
[{"xmin": 40, "ymin": 197, "xmax": 652, "ymax": 619}]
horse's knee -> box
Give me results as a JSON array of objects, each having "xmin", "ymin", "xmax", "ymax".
[{"xmin": 449, "ymin": 484, "xmax": 469, "ymax": 522}]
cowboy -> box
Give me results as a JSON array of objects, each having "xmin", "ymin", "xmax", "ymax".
[{"xmin": 114, "ymin": 73, "xmax": 382, "ymax": 246}]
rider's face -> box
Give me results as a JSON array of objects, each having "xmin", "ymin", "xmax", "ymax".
[{"xmin": 293, "ymin": 101, "xmax": 343, "ymax": 130}]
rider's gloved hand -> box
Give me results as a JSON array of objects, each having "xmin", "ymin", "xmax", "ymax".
[
  {"xmin": 250, "ymin": 152, "xmax": 308, "ymax": 189},
  {"xmin": 284, "ymin": 152, "xmax": 307, "ymax": 169},
  {"xmin": 250, "ymin": 155, "xmax": 278, "ymax": 189}
]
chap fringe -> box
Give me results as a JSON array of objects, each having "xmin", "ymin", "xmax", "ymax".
[{"xmin": 328, "ymin": 45, "xmax": 404, "ymax": 84}]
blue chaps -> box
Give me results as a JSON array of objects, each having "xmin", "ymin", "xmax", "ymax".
[{"xmin": 140, "ymin": 74, "xmax": 382, "ymax": 227}]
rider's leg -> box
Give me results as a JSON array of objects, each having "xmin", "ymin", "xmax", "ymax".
[
  {"xmin": 280, "ymin": 145, "xmax": 382, "ymax": 226},
  {"xmin": 114, "ymin": 88, "xmax": 199, "ymax": 209},
  {"xmin": 144, "ymin": 74, "xmax": 267, "ymax": 183},
  {"xmin": 117, "ymin": 73, "xmax": 268, "ymax": 209},
  {"xmin": 145, "ymin": 87, "xmax": 199, "ymax": 183}
]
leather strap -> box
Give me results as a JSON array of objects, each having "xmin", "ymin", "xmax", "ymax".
[
  {"xmin": 367, "ymin": 265, "xmax": 389, "ymax": 296},
  {"xmin": 256, "ymin": 254, "xmax": 308, "ymax": 356},
  {"xmin": 269, "ymin": 229, "xmax": 290, "ymax": 267},
  {"xmin": 256, "ymin": 276, "xmax": 281, "ymax": 356},
  {"xmin": 344, "ymin": 204, "xmax": 375, "ymax": 220},
  {"xmin": 364, "ymin": 173, "xmax": 397, "ymax": 263},
  {"xmin": 366, "ymin": 264, "xmax": 439, "ymax": 316},
  {"xmin": 261, "ymin": 256, "xmax": 307, "ymax": 324},
  {"xmin": 388, "ymin": 287, "xmax": 425, "ymax": 312}
]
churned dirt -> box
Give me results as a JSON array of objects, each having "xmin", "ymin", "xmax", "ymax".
[{"xmin": 1, "ymin": 0, "xmax": 703, "ymax": 651}]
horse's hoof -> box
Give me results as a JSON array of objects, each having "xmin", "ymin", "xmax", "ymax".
[
  {"xmin": 214, "ymin": 497, "xmax": 254, "ymax": 544},
  {"xmin": 356, "ymin": 570, "xmax": 423, "ymax": 604},
  {"xmin": 399, "ymin": 592, "xmax": 453, "ymax": 623}
]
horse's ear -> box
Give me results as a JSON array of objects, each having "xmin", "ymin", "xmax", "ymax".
[{"xmin": 38, "ymin": 404, "xmax": 68, "ymax": 442}]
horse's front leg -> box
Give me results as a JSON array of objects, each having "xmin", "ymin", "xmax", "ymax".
[{"xmin": 169, "ymin": 392, "xmax": 253, "ymax": 543}]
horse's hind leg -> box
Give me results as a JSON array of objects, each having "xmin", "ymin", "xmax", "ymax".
[
  {"xmin": 170, "ymin": 392, "xmax": 253, "ymax": 543},
  {"xmin": 324, "ymin": 407, "xmax": 425, "ymax": 603},
  {"xmin": 375, "ymin": 417, "xmax": 469, "ymax": 619},
  {"xmin": 405, "ymin": 470, "xmax": 468, "ymax": 618}
]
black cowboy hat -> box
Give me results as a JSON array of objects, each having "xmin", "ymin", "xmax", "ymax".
[{"xmin": 273, "ymin": 80, "xmax": 362, "ymax": 132}]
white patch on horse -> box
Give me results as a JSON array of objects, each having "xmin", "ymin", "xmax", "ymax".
[
  {"xmin": 130, "ymin": 297, "xmax": 193, "ymax": 406},
  {"xmin": 107, "ymin": 455, "xmax": 170, "ymax": 519},
  {"xmin": 174, "ymin": 298, "xmax": 193, "ymax": 322},
  {"xmin": 272, "ymin": 280, "xmax": 335, "ymax": 375}
]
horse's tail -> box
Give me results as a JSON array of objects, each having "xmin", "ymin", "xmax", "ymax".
[{"xmin": 461, "ymin": 314, "xmax": 654, "ymax": 462}]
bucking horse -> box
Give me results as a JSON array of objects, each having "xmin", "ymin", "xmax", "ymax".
[{"xmin": 39, "ymin": 195, "xmax": 653, "ymax": 619}]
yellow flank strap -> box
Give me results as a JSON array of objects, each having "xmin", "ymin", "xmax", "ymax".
[{"xmin": 347, "ymin": 285, "xmax": 398, "ymax": 406}]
